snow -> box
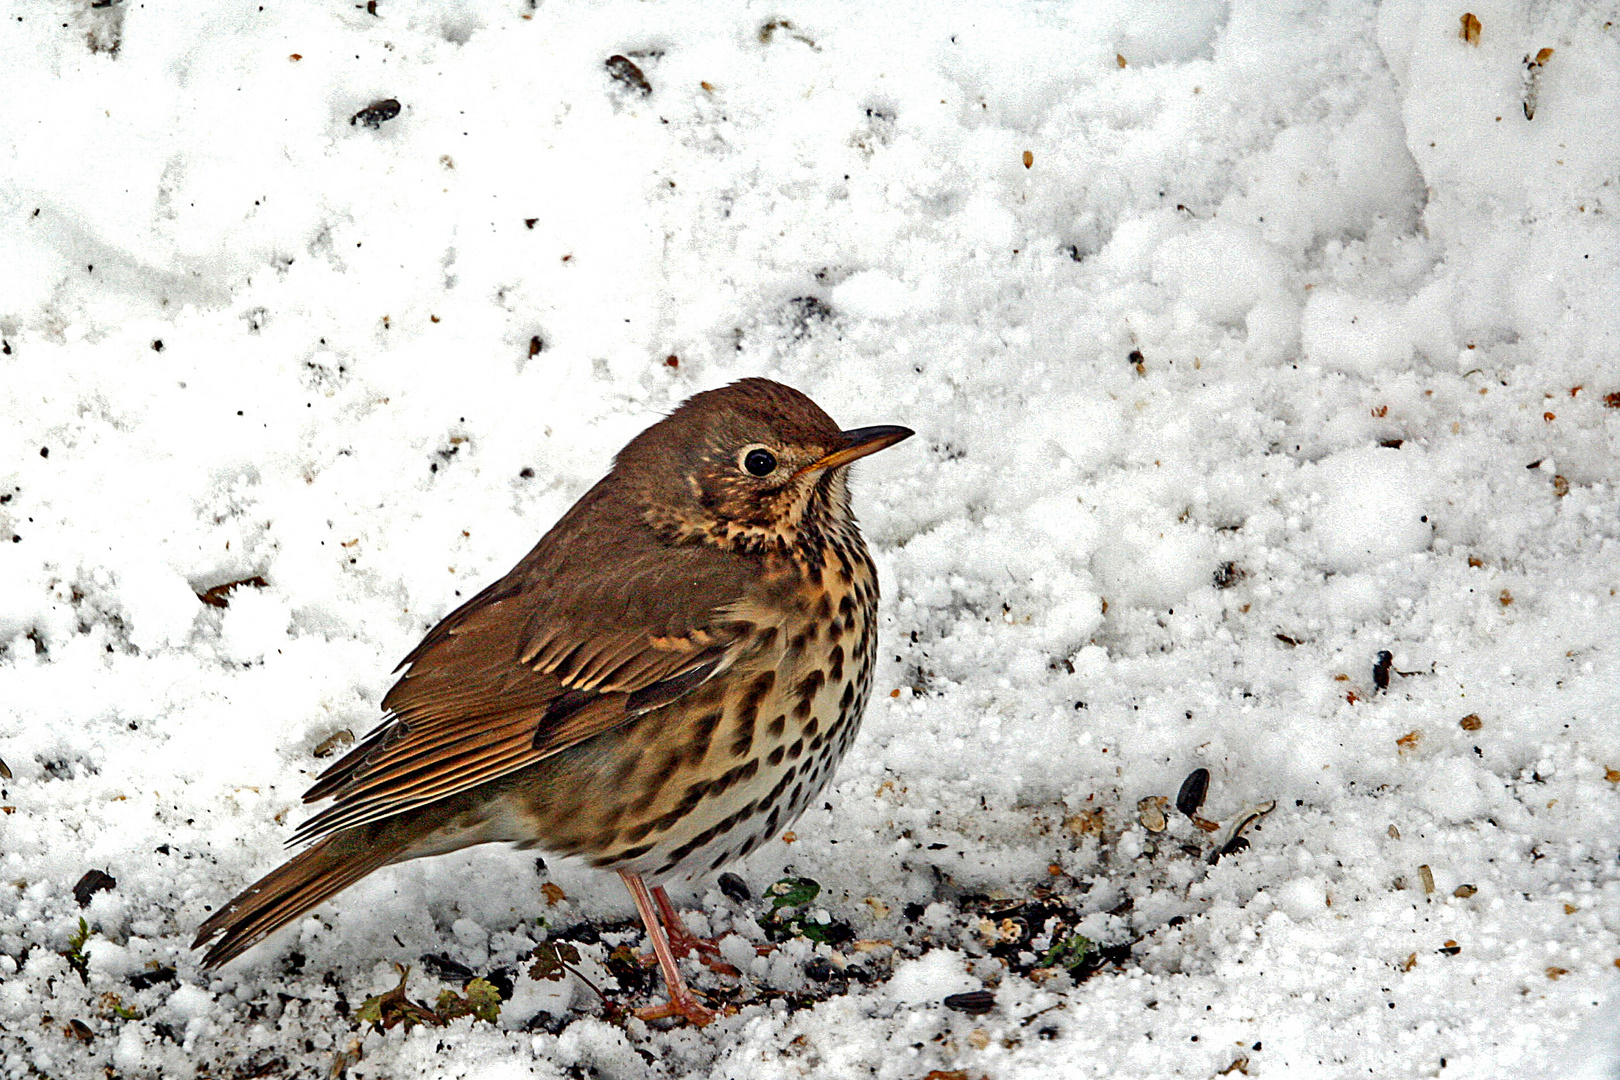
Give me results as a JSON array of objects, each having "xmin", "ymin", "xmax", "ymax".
[
  {"xmin": 1, "ymin": 0, "xmax": 1618, "ymax": 1077},
  {"xmin": 886, "ymin": 950, "xmax": 979, "ymax": 1006}
]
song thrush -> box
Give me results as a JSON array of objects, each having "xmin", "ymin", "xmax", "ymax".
[{"xmin": 193, "ymin": 378, "xmax": 912, "ymax": 1026}]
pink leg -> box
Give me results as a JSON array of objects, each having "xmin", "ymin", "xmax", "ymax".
[
  {"xmin": 618, "ymin": 871, "xmax": 718, "ymax": 1026},
  {"xmin": 651, "ymin": 886, "xmax": 723, "ymax": 958},
  {"xmin": 648, "ymin": 885, "xmax": 770, "ymax": 969}
]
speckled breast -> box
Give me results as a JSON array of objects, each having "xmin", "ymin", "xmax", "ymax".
[{"xmin": 588, "ymin": 533, "xmax": 880, "ymax": 881}]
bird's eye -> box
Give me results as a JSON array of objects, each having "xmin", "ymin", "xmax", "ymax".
[{"xmin": 742, "ymin": 448, "xmax": 778, "ymax": 477}]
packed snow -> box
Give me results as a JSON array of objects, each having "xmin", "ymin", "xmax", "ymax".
[{"xmin": 2, "ymin": 0, "xmax": 1618, "ymax": 1077}]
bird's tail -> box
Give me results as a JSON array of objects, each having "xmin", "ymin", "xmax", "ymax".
[{"xmin": 192, "ymin": 826, "xmax": 400, "ymax": 968}]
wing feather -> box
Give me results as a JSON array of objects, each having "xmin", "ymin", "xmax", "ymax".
[{"xmin": 292, "ymin": 474, "xmax": 761, "ymax": 845}]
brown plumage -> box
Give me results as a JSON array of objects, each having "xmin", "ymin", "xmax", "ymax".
[{"xmin": 192, "ymin": 378, "xmax": 912, "ymax": 1025}]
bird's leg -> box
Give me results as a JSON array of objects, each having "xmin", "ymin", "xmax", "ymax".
[
  {"xmin": 651, "ymin": 885, "xmax": 723, "ymax": 958},
  {"xmin": 618, "ymin": 871, "xmax": 718, "ymax": 1027}
]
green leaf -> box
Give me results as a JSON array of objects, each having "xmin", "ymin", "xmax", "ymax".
[
  {"xmin": 355, "ymin": 995, "xmax": 384, "ymax": 1026},
  {"xmin": 464, "ymin": 979, "xmax": 502, "ymax": 1024},
  {"xmin": 759, "ymin": 877, "xmax": 838, "ymax": 943},
  {"xmin": 435, "ymin": 978, "xmax": 501, "ymax": 1025},
  {"xmin": 63, "ymin": 917, "xmax": 92, "ymax": 983},
  {"xmin": 1038, "ymin": 932, "xmax": 1093, "ymax": 971},
  {"xmin": 355, "ymin": 964, "xmax": 442, "ymax": 1031},
  {"xmin": 767, "ymin": 876, "xmax": 821, "ymax": 910},
  {"xmin": 527, "ymin": 941, "xmax": 580, "ymax": 982}
]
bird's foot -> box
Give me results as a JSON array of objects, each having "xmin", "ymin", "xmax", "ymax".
[
  {"xmin": 637, "ymin": 930, "xmax": 742, "ymax": 977},
  {"xmin": 620, "ymin": 871, "xmax": 742, "ymax": 1026},
  {"xmin": 633, "ymin": 989, "xmax": 727, "ymax": 1027},
  {"xmin": 642, "ymin": 885, "xmax": 757, "ymax": 975},
  {"xmin": 664, "ymin": 918, "xmax": 726, "ymax": 959}
]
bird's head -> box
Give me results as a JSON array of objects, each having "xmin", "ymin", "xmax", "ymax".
[{"xmin": 617, "ymin": 378, "xmax": 912, "ymax": 554}]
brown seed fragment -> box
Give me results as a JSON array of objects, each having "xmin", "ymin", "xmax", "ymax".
[
  {"xmin": 1546, "ymin": 966, "xmax": 1568, "ymax": 979},
  {"xmin": 1459, "ymin": 714, "xmax": 1482, "ymax": 731},
  {"xmin": 196, "ymin": 575, "xmax": 269, "ymax": 609},
  {"xmin": 1208, "ymin": 800, "xmax": 1275, "ymax": 863},
  {"xmin": 1459, "ymin": 13, "xmax": 1481, "ymax": 45},
  {"xmin": 1453, "ymin": 884, "xmax": 1477, "ymax": 898},
  {"xmin": 605, "ymin": 55, "xmax": 652, "ymax": 97},
  {"xmin": 718, "ymin": 873, "xmax": 749, "ymax": 902},
  {"xmin": 1116, "ymin": 53, "xmax": 1127, "ymax": 68},
  {"xmin": 350, "ymin": 98, "xmax": 402, "ymax": 129},
  {"xmin": 74, "ymin": 869, "xmax": 117, "ymax": 907},
  {"xmin": 541, "ymin": 882, "xmax": 566, "ymax": 905},
  {"xmin": 943, "ymin": 990, "xmax": 996, "ymax": 1015},
  {"xmin": 1137, "ymin": 797, "xmax": 1168, "ymax": 833},
  {"xmin": 1439, "ymin": 940, "xmax": 1461, "ymax": 955},
  {"xmin": 1373, "ymin": 651, "xmax": 1394, "ymax": 692},
  {"xmin": 1065, "ymin": 809, "xmax": 1104, "ymax": 836},
  {"xmin": 1176, "ymin": 768, "xmax": 1210, "ymax": 818},
  {"xmin": 1418, "ymin": 864, "xmax": 1435, "ymax": 894},
  {"xmin": 1396, "ymin": 731, "xmax": 1421, "ymax": 754},
  {"xmin": 1022, "ymin": 150, "xmax": 1033, "ymax": 169}
]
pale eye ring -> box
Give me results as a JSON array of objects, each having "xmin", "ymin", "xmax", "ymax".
[{"xmin": 741, "ymin": 447, "xmax": 778, "ymax": 477}]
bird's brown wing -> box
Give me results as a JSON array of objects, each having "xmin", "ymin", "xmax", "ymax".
[{"xmin": 290, "ymin": 477, "xmax": 759, "ymax": 844}]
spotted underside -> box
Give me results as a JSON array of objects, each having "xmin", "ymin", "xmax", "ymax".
[{"xmin": 500, "ymin": 512, "xmax": 879, "ymax": 880}]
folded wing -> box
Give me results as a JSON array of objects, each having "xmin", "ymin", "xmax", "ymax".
[{"xmin": 290, "ymin": 477, "xmax": 758, "ymax": 844}]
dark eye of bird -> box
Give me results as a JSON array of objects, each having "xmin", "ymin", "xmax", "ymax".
[{"xmin": 743, "ymin": 448, "xmax": 777, "ymax": 476}]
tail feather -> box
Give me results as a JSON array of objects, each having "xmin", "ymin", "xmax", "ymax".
[{"xmin": 193, "ymin": 830, "xmax": 397, "ymax": 968}]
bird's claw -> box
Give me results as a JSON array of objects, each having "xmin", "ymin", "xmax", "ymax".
[
  {"xmin": 634, "ymin": 993, "xmax": 728, "ymax": 1027},
  {"xmin": 637, "ymin": 934, "xmax": 743, "ymax": 977}
]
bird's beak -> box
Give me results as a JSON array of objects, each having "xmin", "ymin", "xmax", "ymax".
[{"xmin": 797, "ymin": 425, "xmax": 914, "ymax": 477}]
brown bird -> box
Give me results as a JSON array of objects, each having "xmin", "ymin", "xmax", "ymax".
[{"xmin": 193, "ymin": 378, "xmax": 911, "ymax": 1025}]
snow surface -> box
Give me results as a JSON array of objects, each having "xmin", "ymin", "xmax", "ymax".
[{"xmin": 2, "ymin": 0, "xmax": 1618, "ymax": 1076}]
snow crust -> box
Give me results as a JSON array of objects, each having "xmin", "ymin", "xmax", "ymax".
[{"xmin": 1, "ymin": 0, "xmax": 1618, "ymax": 1076}]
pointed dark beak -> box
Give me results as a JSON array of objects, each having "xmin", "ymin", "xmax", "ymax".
[{"xmin": 798, "ymin": 425, "xmax": 914, "ymax": 476}]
